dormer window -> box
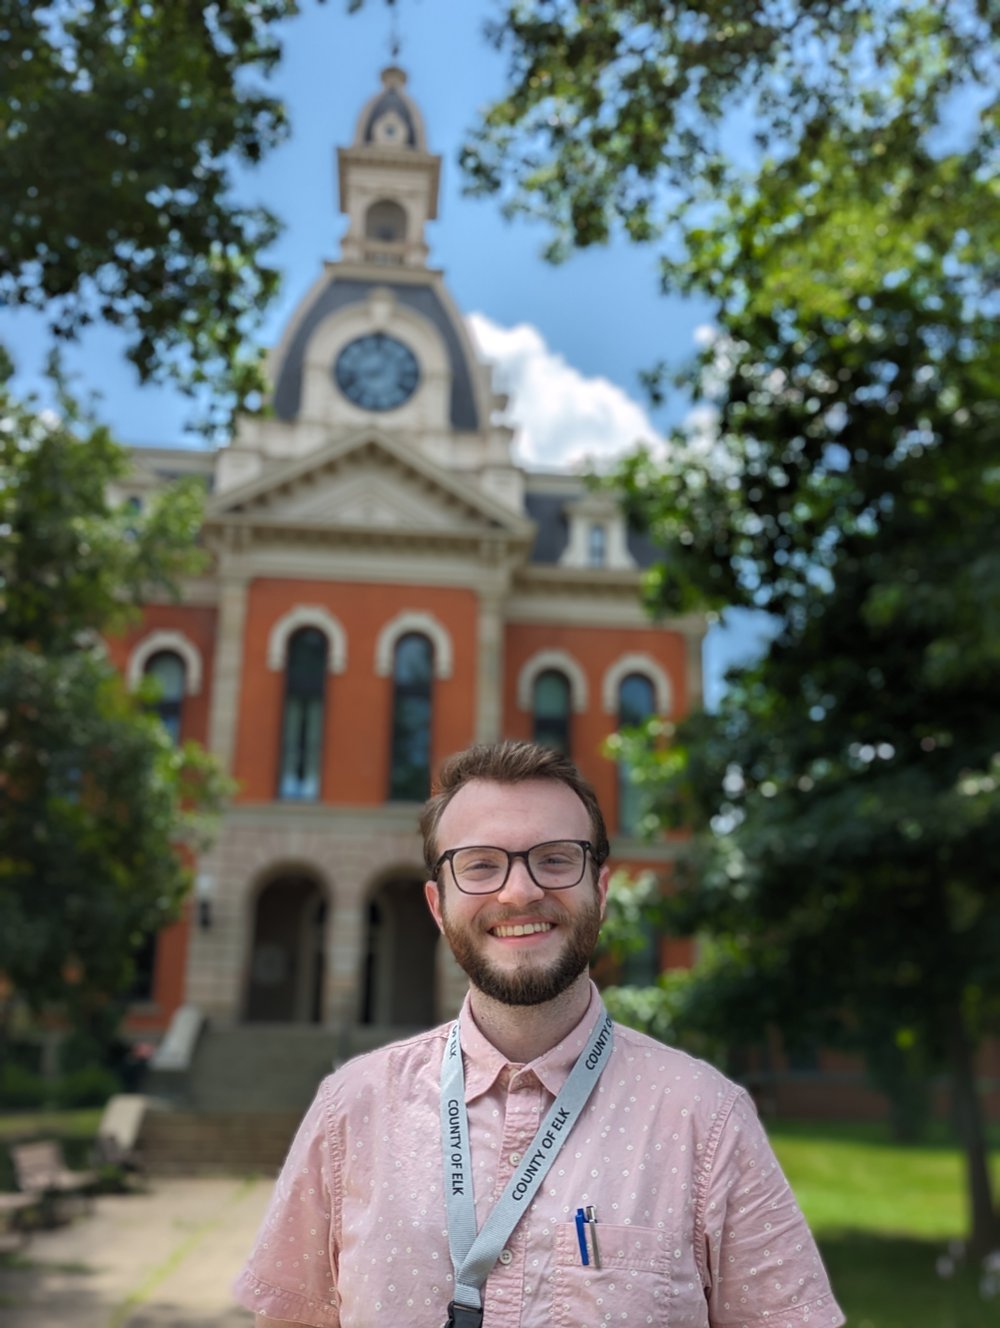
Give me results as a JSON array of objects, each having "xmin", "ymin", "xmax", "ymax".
[
  {"xmin": 557, "ymin": 494, "xmax": 637, "ymax": 571},
  {"xmin": 587, "ymin": 522, "xmax": 607, "ymax": 567}
]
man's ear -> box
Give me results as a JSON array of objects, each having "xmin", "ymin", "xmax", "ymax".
[
  {"xmin": 596, "ymin": 863, "xmax": 611, "ymax": 919},
  {"xmin": 424, "ymin": 878, "xmax": 444, "ymax": 933}
]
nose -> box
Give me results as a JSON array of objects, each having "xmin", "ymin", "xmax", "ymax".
[{"xmin": 496, "ymin": 854, "xmax": 545, "ymax": 904}]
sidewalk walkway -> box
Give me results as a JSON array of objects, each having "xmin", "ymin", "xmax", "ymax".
[{"xmin": 0, "ymin": 1176, "xmax": 272, "ymax": 1328}]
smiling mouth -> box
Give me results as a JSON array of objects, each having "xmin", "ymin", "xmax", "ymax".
[{"xmin": 490, "ymin": 922, "xmax": 555, "ymax": 939}]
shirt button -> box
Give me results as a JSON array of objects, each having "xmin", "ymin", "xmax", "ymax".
[
  {"xmin": 509, "ymin": 1152, "xmax": 522, "ymax": 1166},
  {"xmin": 499, "ymin": 1249, "xmax": 513, "ymax": 1265}
]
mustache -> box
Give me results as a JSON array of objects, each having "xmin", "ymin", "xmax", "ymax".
[{"xmin": 478, "ymin": 906, "xmax": 562, "ymax": 929}]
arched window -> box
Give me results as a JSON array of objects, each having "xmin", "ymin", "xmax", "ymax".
[
  {"xmin": 617, "ymin": 672, "xmax": 656, "ymax": 836},
  {"xmin": 278, "ymin": 628, "xmax": 328, "ymax": 801},
  {"xmin": 389, "ymin": 633, "xmax": 433, "ymax": 801},
  {"xmin": 144, "ymin": 651, "xmax": 186, "ymax": 743},
  {"xmin": 365, "ymin": 199, "xmax": 407, "ymax": 243},
  {"xmin": 533, "ymin": 669, "xmax": 572, "ymax": 755}
]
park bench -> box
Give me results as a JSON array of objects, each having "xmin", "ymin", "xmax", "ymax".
[
  {"xmin": 0, "ymin": 1191, "xmax": 42, "ymax": 1252},
  {"xmin": 10, "ymin": 1139, "xmax": 98, "ymax": 1217},
  {"xmin": 92, "ymin": 1094, "xmax": 148, "ymax": 1188}
]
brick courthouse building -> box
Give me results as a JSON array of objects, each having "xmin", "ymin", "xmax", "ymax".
[
  {"xmin": 105, "ymin": 69, "xmax": 702, "ymax": 1102},
  {"xmin": 100, "ymin": 69, "xmax": 999, "ymax": 1136}
]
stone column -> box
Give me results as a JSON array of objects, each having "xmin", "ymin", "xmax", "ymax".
[
  {"xmin": 683, "ymin": 617, "xmax": 708, "ymax": 712},
  {"xmin": 208, "ymin": 571, "xmax": 249, "ymax": 773},
  {"xmin": 326, "ymin": 891, "xmax": 366, "ymax": 1057},
  {"xmin": 475, "ymin": 571, "xmax": 507, "ymax": 743}
]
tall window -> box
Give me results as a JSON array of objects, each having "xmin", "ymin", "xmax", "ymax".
[
  {"xmin": 128, "ymin": 933, "xmax": 157, "ymax": 1003},
  {"xmin": 389, "ymin": 633, "xmax": 433, "ymax": 801},
  {"xmin": 278, "ymin": 628, "xmax": 328, "ymax": 801},
  {"xmin": 144, "ymin": 651, "xmax": 186, "ymax": 743},
  {"xmin": 587, "ymin": 522, "xmax": 607, "ymax": 567},
  {"xmin": 533, "ymin": 669, "xmax": 571, "ymax": 755},
  {"xmin": 618, "ymin": 673, "xmax": 656, "ymax": 836}
]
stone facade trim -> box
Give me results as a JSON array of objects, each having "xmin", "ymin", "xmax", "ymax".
[
  {"xmin": 266, "ymin": 605, "xmax": 348, "ymax": 674},
  {"xmin": 601, "ymin": 653, "xmax": 673, "ymax": 716},
  {"xmin": 516, "ymin": 649, "xmax": 589, "ymax": 714},
  {"xmin": 127, "ymin": 630, "xmax": 203, "ymax": 696},
  {"xmin": 374, "ymin": 609, "xmax": 453, "ymax": 679}
]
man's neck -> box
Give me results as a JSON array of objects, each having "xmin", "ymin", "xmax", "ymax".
[{"xmin": 467, "ymin": 973, "xmax": 593, "ymax": 1063}]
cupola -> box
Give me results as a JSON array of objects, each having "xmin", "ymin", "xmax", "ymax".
[{"xmin": 337, "ymin": 67, "xmax": 441, "ymax": 268}]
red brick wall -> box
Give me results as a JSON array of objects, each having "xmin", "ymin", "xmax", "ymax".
[
  {"xmin": 234, "ymin": 580, "xmax": 479, "ymax": 803},
  {"xmin": 503, "ymin": 622, "xmax": 688, "ymax": 832}
]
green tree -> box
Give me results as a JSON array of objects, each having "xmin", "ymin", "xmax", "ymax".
[
  {"xmin": 464, "ymin": 0, "xmax": 1000, "ymax": 1252},
  {"xmin": 613, "ymin": 108, "xmax": 999, "ymax": 1257},
  {"xmin": 0, "ymin": 359, "xmax": 230, "ymax": 1070},
  {"xmin": 0, "ymin": 0, "xmax": 309, "ymax": 432},
  {"xmin": 462, "ymin": 1, "xmax": 995, "ymax": 267}
]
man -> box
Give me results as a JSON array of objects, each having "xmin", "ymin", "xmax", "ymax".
[{"xmin": 234, "ymin": 740, "xmax": 844, "ymax": 1328}]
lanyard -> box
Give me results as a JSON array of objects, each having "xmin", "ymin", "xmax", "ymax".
[{"xmin": 439, "ymin": 1004, "xmax": 614, "ymax": 1326}]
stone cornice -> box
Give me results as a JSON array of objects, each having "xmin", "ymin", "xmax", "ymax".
[
  {"xmin": 324, "ymin": 259, "xmax": 445, "ymax": 287},
  {"xmin": 512, "ymin": 564, "xmax": 646, "ymax": 595},
  {"xmin": 202, "ymin": 514, "xmax": 533, "ymax": 559},
  {"xmin": 225, "ymin": 800, "xmax": 424, "ymax": 838}
]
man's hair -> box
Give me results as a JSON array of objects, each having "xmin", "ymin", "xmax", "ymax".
[{"xmin": 419, "ymin": 740, "xmax": 609, "ymax": 874}]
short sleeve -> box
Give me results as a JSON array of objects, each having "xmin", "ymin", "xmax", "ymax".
[
  {"xmin": 700, "ymin": 1090, "xmax": 845, "ymax": 1328},
  {"xmin": 233, "ymin": 1081, "xmax": 341, "ymax": 1328}
]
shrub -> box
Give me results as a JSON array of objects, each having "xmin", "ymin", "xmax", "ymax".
[
  {"xmin": 0, "ymin": 1062, "xmax": 49, "ymax": 1110},
  {"xmin": 54, "ymin": 1066, "xmax": 121, "ymax": 1108}
]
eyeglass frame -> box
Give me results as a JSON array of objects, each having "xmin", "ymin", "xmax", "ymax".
[{"xmin": 431, "ymin": 839, "xmax": 606, "ymax": 895}]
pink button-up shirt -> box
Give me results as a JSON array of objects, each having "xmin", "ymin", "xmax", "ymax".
[{"xmin": 234, "ymin": 985, "xmax": 844, "ymax": 1328}]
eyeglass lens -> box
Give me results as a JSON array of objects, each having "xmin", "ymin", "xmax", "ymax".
[{"xmin": 449, "ymin": 840, "xmax": 587, "ymax": 893}]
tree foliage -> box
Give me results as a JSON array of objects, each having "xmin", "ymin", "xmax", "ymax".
[
  {"xmin": 463, "ymin": 1, "xmax": 997, "ymax": 264},
  {"xmin": 464, "ymin": 0, "xmax": 1000, "ymax": 1251},
  {"xmin": 0, "ymin": 360, "xmax": 229, "ymax": 1050},
  {"xmin": 0, "ymin": 1, "xmax": 309, "ymax": 431}
]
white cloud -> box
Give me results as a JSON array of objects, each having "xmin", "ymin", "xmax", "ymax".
[{"xmin": 467, "ymin": 313, "xmax": 661, "ymax": 470}]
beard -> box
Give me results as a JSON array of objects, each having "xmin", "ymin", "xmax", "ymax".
[{"xmin": 439, "ymin": 889, "xmax": 603, "ymax": 1007}]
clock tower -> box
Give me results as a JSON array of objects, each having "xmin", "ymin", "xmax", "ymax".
[
  {"xmin": 215, "ymin": 64, "xmax": 522, "ymax": 508},
  {"xmin": 337, "ymin": 65, "xmax": 441, "ymax": 270}
]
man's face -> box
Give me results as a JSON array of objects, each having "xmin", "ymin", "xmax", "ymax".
[{"xmin": 424, "ymin": 778, "xmax": 609, "ymax": 1007}]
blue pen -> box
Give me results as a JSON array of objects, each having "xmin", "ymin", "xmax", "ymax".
[{"xmin": 574, "ymin": 1207, "xmax": 590, "ymax": 1265}]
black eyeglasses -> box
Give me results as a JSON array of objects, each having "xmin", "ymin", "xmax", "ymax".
[{"xmin": 432, "ymin": 840, "xmax": 602, "ymax": 896}]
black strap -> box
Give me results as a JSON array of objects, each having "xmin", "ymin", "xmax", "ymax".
[{"xmin": 445, "ymin": 1300, "xmax": 484, "ymax": 1328}]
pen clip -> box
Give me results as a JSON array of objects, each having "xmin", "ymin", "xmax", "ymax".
[{"xmin": 584, "ymin": 1204, "xmax": 601, "ymax": 1269}]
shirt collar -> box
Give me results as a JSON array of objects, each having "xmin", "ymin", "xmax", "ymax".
[{"xmin": 457, "ymin": 982, "xmax": 604, "ymax": 1102}]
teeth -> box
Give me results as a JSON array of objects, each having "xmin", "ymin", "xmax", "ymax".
[{"xmin": 492, "ymin": 922, "xmax": 553, "ymax": 938}]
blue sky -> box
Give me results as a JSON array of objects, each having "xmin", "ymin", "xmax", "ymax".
[{"xmin": 2, "ymin": 0, "xmax": 766, "ymax": 702}]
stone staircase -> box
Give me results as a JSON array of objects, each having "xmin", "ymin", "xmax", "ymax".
[
  {"xmin": 138, "ymin": 1022, "xmax": 429, "ymax": 1173},
  {"xmin": 138, "ymin": 1109, "xmax": 303, "ymax": 1175},
  {"xmin": 186, "ymin": 1024, "xmax": 341, "ymax": 1113}
]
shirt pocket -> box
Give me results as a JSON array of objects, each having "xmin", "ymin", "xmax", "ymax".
[{"xmin": 551, "ymin": 1221, "xmax": 671, "ymax": 1328}]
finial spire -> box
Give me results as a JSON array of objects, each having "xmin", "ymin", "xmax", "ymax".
[{"xmin": 388, "ymin": 0, "xmax": 402, "ymax": 62}]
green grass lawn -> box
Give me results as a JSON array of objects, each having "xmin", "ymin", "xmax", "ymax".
[
  {"xmin": 0, "ymin": 1110, "xmax": 102, "ymax": 1143},
  {"xmin": 1, "ymin": 1110, "xmax": 997, "ymax": 1324},
  {"xmin": 770, "ymin": 1122, "xmax": 1000, "ymax": 1328},
  {"xmin": 0, "ymin": 1109, "xmax": 102, "ymax": 1190}
]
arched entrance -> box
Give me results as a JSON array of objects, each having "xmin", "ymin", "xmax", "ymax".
[
  {"xmin": 362, "ymin": 873, "xmax": 437, "ymax": 1028},
  {"xmin": 245, "ymin": 874, "xmax": 327, "ymax": 1023}
]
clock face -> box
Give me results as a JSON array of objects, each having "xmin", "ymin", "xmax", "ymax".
[{"xmin": 334, "ymin": 333, "xmax": 420, "ymax": 411}]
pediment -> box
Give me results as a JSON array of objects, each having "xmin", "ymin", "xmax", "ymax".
[{"xmin": 207, "ymin": 431, "xmax": 532, "ymax": 541}]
